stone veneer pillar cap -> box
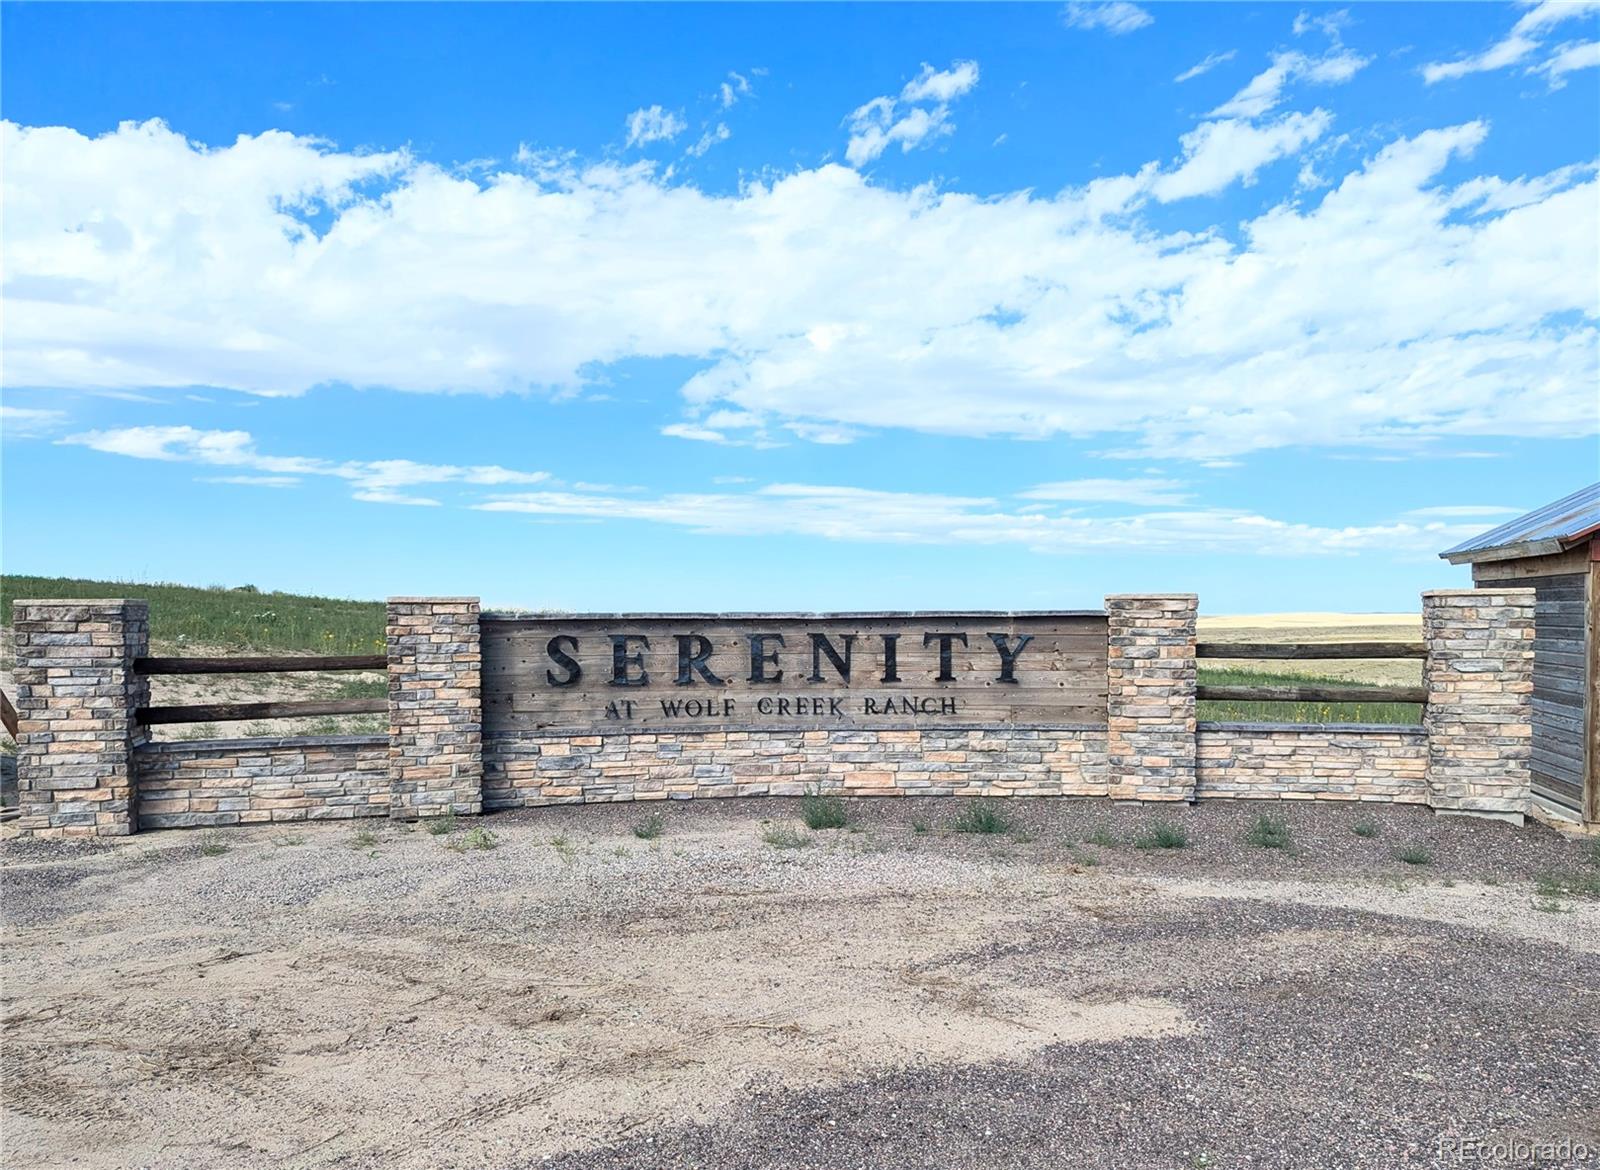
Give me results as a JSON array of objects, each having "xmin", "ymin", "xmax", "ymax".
[
  {"xmin": 1421, "ymin": 588, "xmax": 1534, "ymax": 598},
  {"xmin": 1104, "ymin": 593, "xmax": 1199, "ymax": 601},
  {"xmin": 387, "ymin": 596, "xmax": 481, "ymax": 603}
]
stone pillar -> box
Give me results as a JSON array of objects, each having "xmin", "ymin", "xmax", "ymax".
[
  {"xmin": 1423, "ymin": 588, "xmax": 1534, "ymax": 822},
  {"xmin": 1105, "ymin": 594, "xmax": 1198, "ymax": 802},
  {"xmin": 387, "ymin": 597, "xmax": 483, "ymax": 818},
  {"xmin": 12, "ymin": 599, "xmax": 149, "ymax": 837}
]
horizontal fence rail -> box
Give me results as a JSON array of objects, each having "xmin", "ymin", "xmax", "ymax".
[
  {"xmin": 1196, "ymin": 642, "xmax": 1427, "ymax": 659},
  {"xmin": 136, "ymin": 698, "xmax": 387, "ymax": 726},
  {"xmin": 1196, "ymin": 640, "xmax": 1427, "ymax": 708},
  {"xmin": 135, "ymin": 655, "xmax": 386, "ymax": 675},
  {"xmin": 1197, "ymin": 684, "xmax": 1428, "ymax": 705}
]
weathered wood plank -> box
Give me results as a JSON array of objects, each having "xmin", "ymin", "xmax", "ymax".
[
  {"xmin": 1532, "ymin": 769, "xmax": 1584, "ymax": 811},
  {"xmin": 0, "ymin": 690, "xmax": 16, "ymax": 739},
  {"xmin": 135, "ymin": 655, "xmax": 387, "ymax": 675},
  {"xmin": 1532, "ymin": 747, "xmax": 1584, "ymax": 782},
  {"xmin": 1586, "ymin": 556, "xmax": 1598, "ymax": 825},
  {"xmin": 1196, "ymin": 641, "xmax": 1426, "ymax": 660},
  {"xmin": 1195, "ymin": 684, "xmax": 1426, "ymax": 705},
  {"xmin": 482, "ymin": 613, "xmax": 1109, "ymax": 732},
  {"xmin": 136, "ymin": 698, "xmax": 386, "ymax": 725}
]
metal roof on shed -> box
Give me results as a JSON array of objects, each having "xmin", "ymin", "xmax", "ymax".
[{"xmin": 1440, "ymin": 482, "xmax": 1600, "ymax": 563}]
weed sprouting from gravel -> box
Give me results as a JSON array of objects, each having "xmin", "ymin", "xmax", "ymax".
[
  {"xmin": 271, "ymin": 834, "xmax": 305, "ymax": 847},
  {"xmin": 761, "ymin": 824, "xmax": 811, "ymax": 850},
  {"xmin": 1246, "ymin": 814, "xmax": 1293, "ymax": 850},
  {"xmin": 1083, "ymin": 824, "xmax": 1121, "ymax": 848},
  {"xmin": 799, "ymin": 789, "xmax": 849, "ymax": 830},
  {"xmin": 1071, "ymin": 849, "xmax": 1100, "ymax": 867},
  {"xmin": 424, "ymin": 813, "xmax": 457, "ymax": 837},
  {"xmin": 911, "ymin": 818, "xmax": 931, "ymax": 835},
  {"xmin": 1396, "ymin": 844, "xmax": 1433, "ymax": 866},
  {"xmin": 1135, "ymin": 822, "xmax": 1189, "ymax": 850},
  {"xmin": 633, "ymin": 813, "xmax": 666, "ymax": 840},
  {"xmin": 1534, "ymin": 870, "xmax": 1600, "ymax": 900},
  {"xmin": 348, "ymin": 829, "xmax": 380, "ymax": 851},
  {"xmin": 951, "ymin": 800, "xmax": 1011, "ymax": 835},
  {"xmin": 550, "ymin": 835, "xmax": 577, "ymax": 863},
  {"xmin": 1351, "ymin": 817, "xmax": 1380, "ymax": 839},
  {"xmin": 447, "ymin": 827, "xmax": 498, "ymax": 852},
  {"xmin": 198, "ymin": 834, "xmax": 230, "ymax": 858}
]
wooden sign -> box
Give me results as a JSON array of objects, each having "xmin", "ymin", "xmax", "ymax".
[{"xmin": 481, "ymin": 612, "xmax": 1108, "ymax": 732}]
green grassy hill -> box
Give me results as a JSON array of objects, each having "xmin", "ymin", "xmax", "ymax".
[{"xmin": 2, "ymin": 575, "xmax": 385, "ymax": 654}]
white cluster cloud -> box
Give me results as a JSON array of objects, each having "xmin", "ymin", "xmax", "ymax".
[
  {"xmin": 1061, "ymin": 2, "xmax": 1153, "ymax": 35},
  {"xmin": 1209, "ymin": 46, "xmax": 1369, "ymax": 118},
  {"xmin": 1149, "ymin": 109, "xmax": 1332, "ymax": 201},
  {"xmin": 475, "ymin": 484, "xmax": 1480, "ymax": 558},
  {"xmin": 624, "ymin": 105, "xmax": 686, "ymax": 148},
  {"xmin": 719, "ymin": 71, "xmax": 753, "ymax": 109},
  {"xmin": 1175, "ymin": 50, "xmax": 1237, "ymax": 83},
  {"xmin": 1423, "ymin": 0, "xmax": 1600, "ymax": 87},
  {"xmin": 62, "ymin": 425, "xmax": 552, "ymax": 507},
  {"xmin": 844, "ymin": 60, "xmax": 979, "ymax": 166},
  {"xmin": 3, "ymin": 108, "xmax": 1595, "ymax": 461},
  {"xmin": 685, "ymin": 122, "xmax": 732, "ymax": 158},
  {"xmin": 57, "ymin": 425, "xmax": 1486, "ymax": 556},
  {"xmin": 1, "ymin": 404, "xmax": 68, "ymax": 437}
]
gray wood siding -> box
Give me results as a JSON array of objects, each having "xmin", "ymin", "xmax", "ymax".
[{"xmin": 1517, "ymin": 573, "xmax": 1588, "ymax": 814}]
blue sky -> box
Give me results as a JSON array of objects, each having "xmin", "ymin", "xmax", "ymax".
[{"xmin": 2, "ymin": 1, "xmax": 1596, "ymax": 614}]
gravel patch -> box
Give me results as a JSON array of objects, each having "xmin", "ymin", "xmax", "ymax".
[{"xmin": 3, "ymin": 798, "xmax": 1597, "ymax": 1170}]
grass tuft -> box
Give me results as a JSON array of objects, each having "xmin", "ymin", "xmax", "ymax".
[
  {"xmin": 1534, "ymin": 870, "xmax": 1600, "ymax": 900},
  {"xmin": 761, "ymin": 824, "xmax": 811, "ymax": 850},
  {"xmin": 198, "ymin": 833, "xmax": 230, "ymax": 857},
  {"xmin": 1396, "ymin": 844, "xmax": 1432, "ymax": 866},
  {"xmin": 632, "ymin": 812, "xmax": 666, "ymax": 840},
  {"xmin": 1351, "ymin": 817, "xmax": 1380, "ymax": 839},
  {"xmin": 1134, "ymin": 822, "xmax": 1189, "ymax": 850},
  {"xmin": 447, "ymin": 827, "xmax": 498, "ymax": 852},
  {"xmin": 951, "ymin": 799, "xmax": 1011, "ymax": 835},
  {"xmin": 799, "ymin": 789, "xmax": 849, "ymax": 830},
  {"xmin": 349, "ymin": 828, "xmax": 380, "ymax": 850},
  {"xmin": 1083, "ymin": 824, "xmax": 1121, "ymax": 848},
  {"xmin": 1245, "ymin": 814, "xmax": 1293, "ymax": 850},
  {"xmin": 424, "ymin": 813, "xmax": 458, "ymax": 837},
  {"xmin": 910, "ymin": 817, "xmax": 931, "ymax": 835}
]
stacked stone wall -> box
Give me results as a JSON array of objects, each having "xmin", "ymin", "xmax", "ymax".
[
  {"xmin": 387, "ymin": 598, "xmax": 483, "ymax": 818},
  {"xmin": 1196, "ymin": 724, "xmax": 1427, "ymax": 802},
  {"xmin": 12, "ymin": 600, "xmax": 149, "ymax": 837},
  {"xmin": 1106, "ymin": 595, "xmax": 1197, "ymax": 801},
  {"xmin": 483, "ymin": 727, "xmax": 1109, "ymax": 807},
  {"xmin": 135, "ymin": 736, "xmax": 388, "ymax": 827},
  {"xmin": 1423, "ymin": 589, "xmax": 1535, "ymax": 820},
  {"xmin": 8, "ymin": 591, "xmax": 1542, "ymax": 834}
]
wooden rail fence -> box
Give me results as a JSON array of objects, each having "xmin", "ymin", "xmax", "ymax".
[
  {"xmin": 125, "ymin": 643, "xmax": 1427, "ymax": 726},
  {"xmin": 1196, "ymin": 641, "xmax": 1428, "ymax": 707},
  {"xmin": 134, "ymin": 655, "xmax": 387, "ymax": 727}
]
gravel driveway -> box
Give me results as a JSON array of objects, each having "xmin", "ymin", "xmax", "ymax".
[{"xmin": 3, "ymin": 799, "xmax": 1597, "ymax": 1169}]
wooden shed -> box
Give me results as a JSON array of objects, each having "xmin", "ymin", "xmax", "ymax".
[{"xmin": 1442, "ymin": 483, "xmax": 1600, "ymax": 828}]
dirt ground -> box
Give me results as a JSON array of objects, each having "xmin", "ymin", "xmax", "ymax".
[{"xmin": 3, "ymin": 798, "xmax": 1598, "ymax": 1170}]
